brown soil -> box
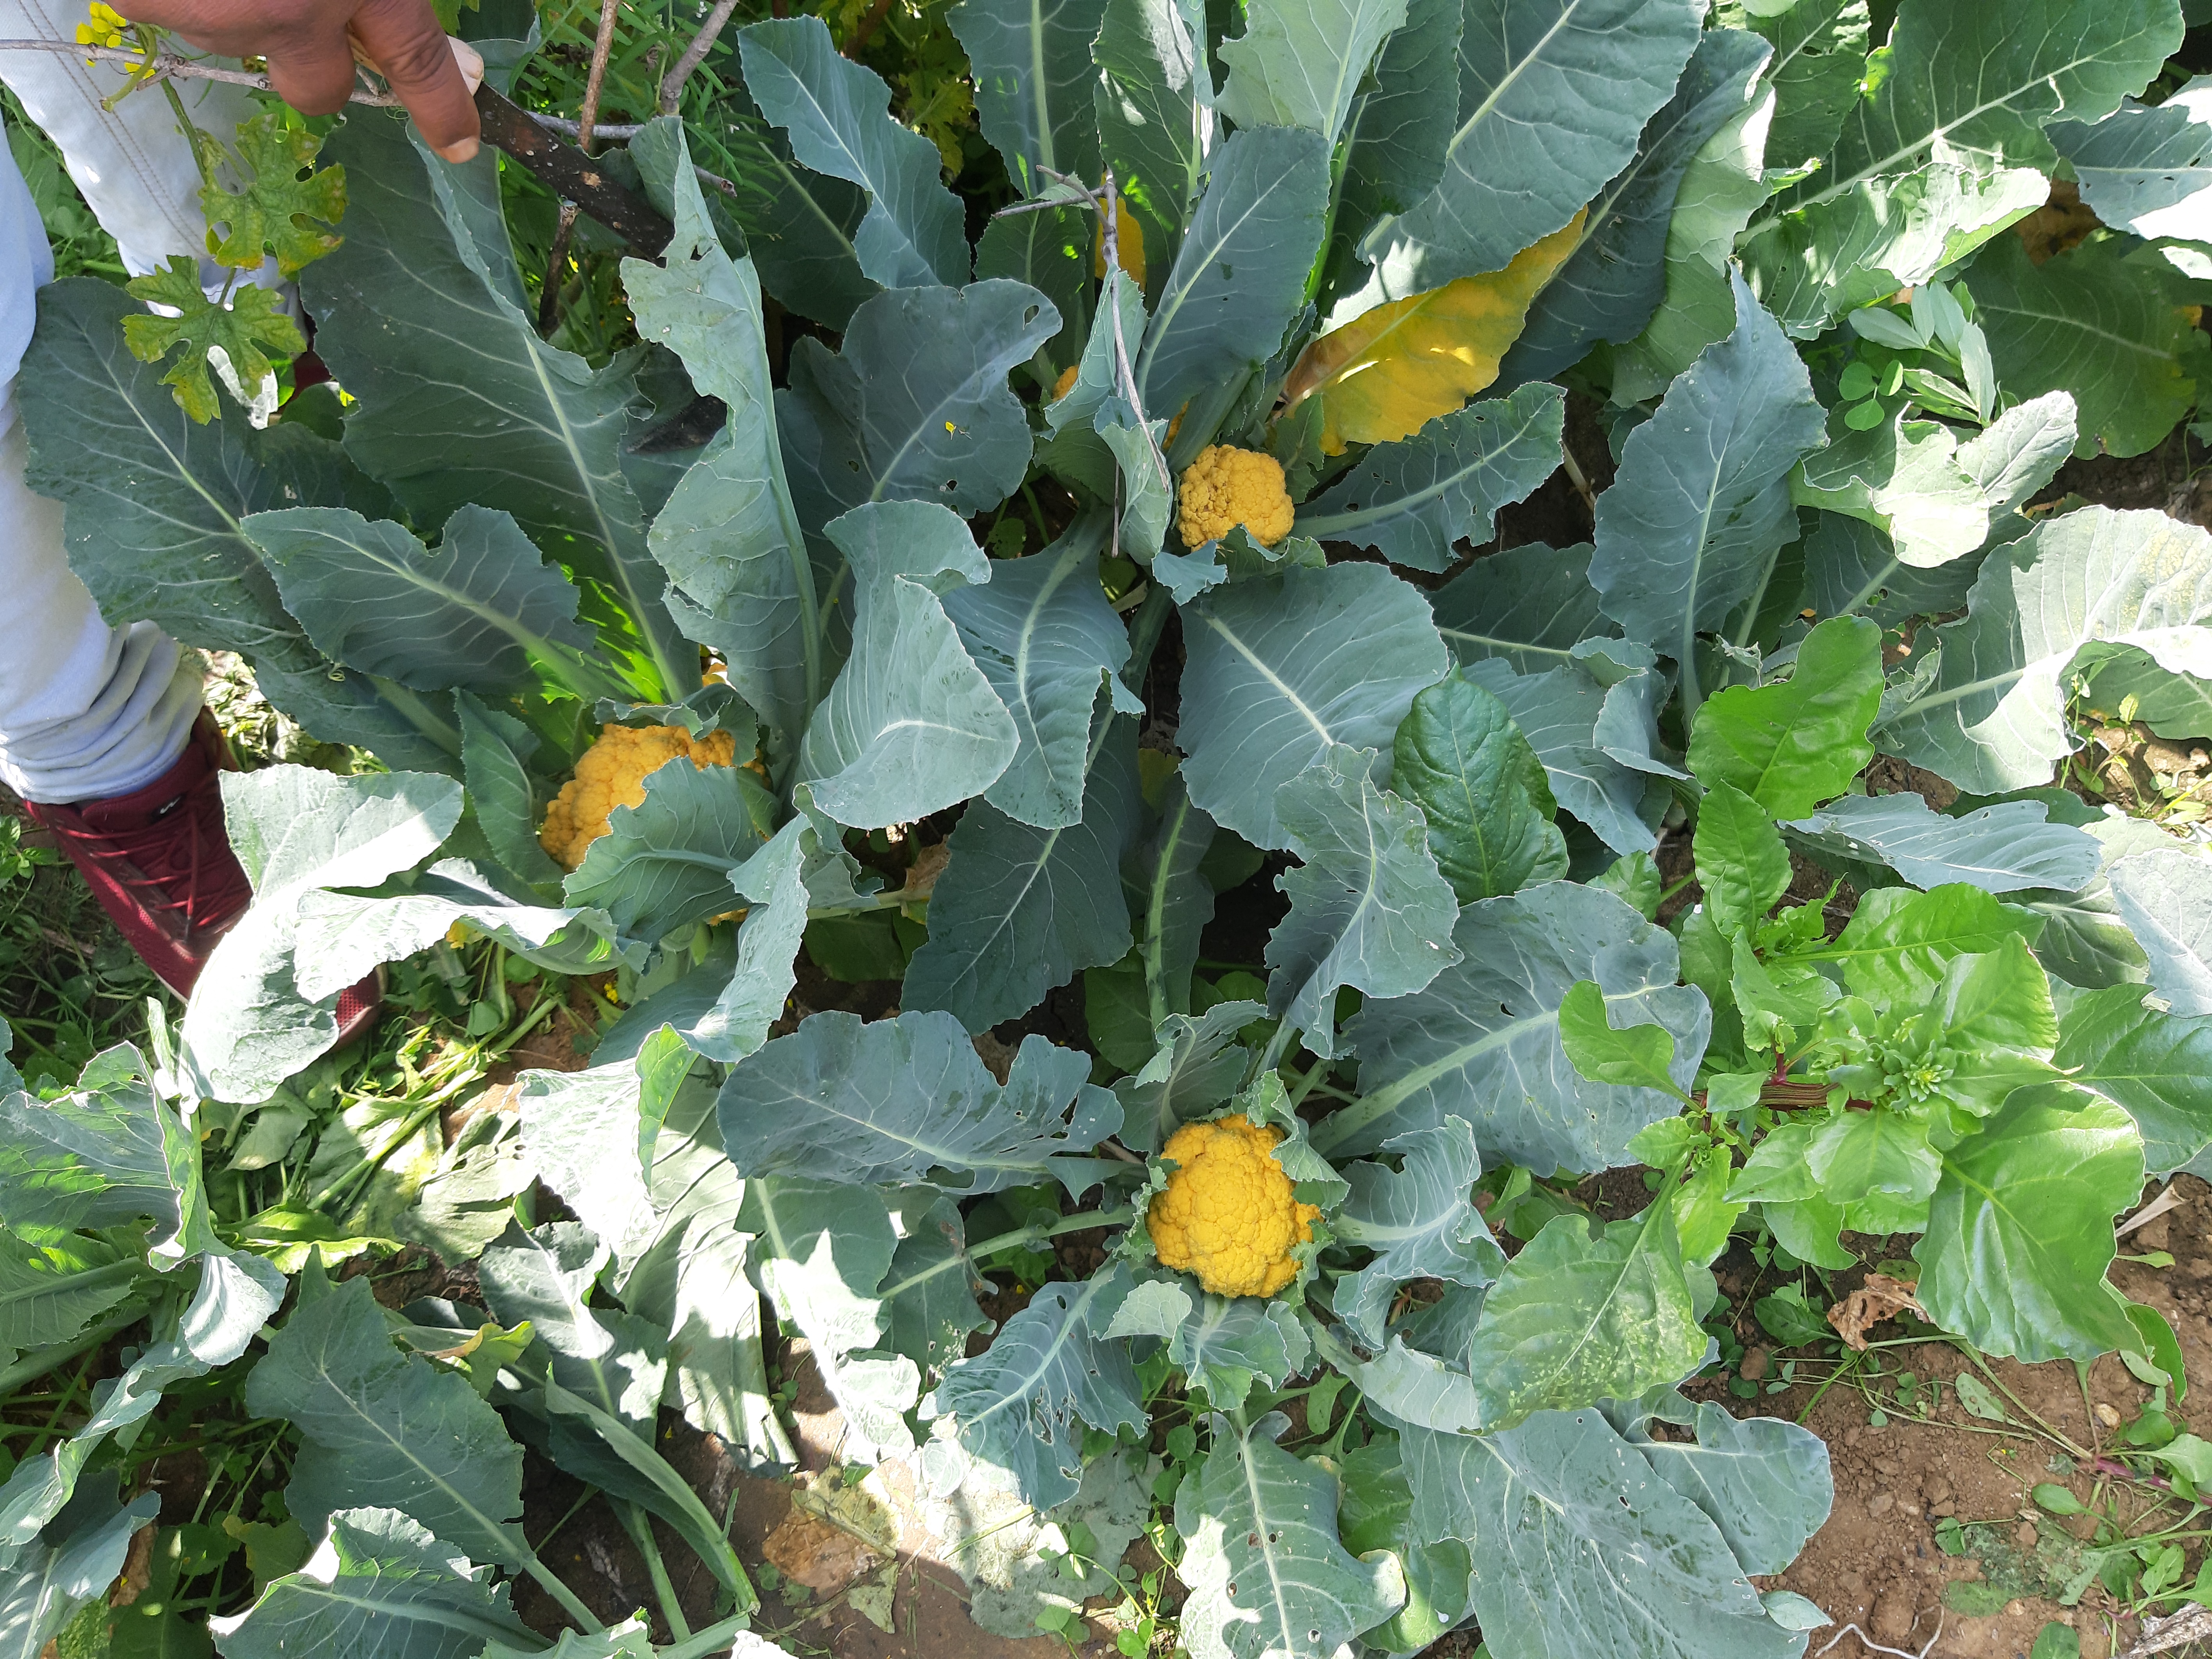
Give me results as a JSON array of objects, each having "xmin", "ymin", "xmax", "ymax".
[{"xmin": 1680, "ymin": 1177, "xmax": 2212, "ymax": 1659}]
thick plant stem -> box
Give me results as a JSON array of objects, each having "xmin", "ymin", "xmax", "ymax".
[
  {"xmin": 520, "ymin": 1544, "xmax": 607, "ymax": 1632},
  {"xmin": 624, "ymin": 1503, "xmax": 693, "ymax": 1641}
]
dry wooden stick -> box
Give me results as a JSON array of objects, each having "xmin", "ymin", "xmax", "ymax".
[
  {"xmin": 0, "ymin": 37, "xmax": 401, "ymax": 104},
  {"xmin": 656, "ymin": 0, "xmax": 742, "ymax": 113},
  {"xmin": 538, "ymin": 0, "xmax": 624, "ymax": 334}
]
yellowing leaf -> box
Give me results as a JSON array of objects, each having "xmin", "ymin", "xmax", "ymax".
[
  {"xmin": 1093, "ymin": 196, "xmax": 1146, "ymax": 286},
  {"xmin": 1286, "ymin": 212, "xmax": 1585, "ymax": 453}
]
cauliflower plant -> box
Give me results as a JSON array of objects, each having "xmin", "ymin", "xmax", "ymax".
[
  {"xmin": 1147, "ymin": 1113, "xmax": 1321, "ymax": 1297},
  {"xmin": 1176, "ymin": 445, "xmax": 1294, "ymax": 550},
  {"xmin": 539, "ymin": 723, "xmax": 740, "ymax": 871}
]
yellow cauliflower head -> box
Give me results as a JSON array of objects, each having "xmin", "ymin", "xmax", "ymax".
[
  {"xmin": 1050, "ymin": 363, "xmax": 1080, "ymax": 403},
  {"xmin": 1176, "ymin": 445, "xmax": 1294, "ymax": 550},
  {"xmin": 538, "ymin": 722, "xmax": 740, "ymax": 872},
  {"xmin": 1147, "ymin": 1114, "xmax": 1321, "ymax": 1298}
]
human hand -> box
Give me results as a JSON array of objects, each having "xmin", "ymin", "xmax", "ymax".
[{"xmin": 112, "ymin": 0, "xmax": 484, "ymax": 161}]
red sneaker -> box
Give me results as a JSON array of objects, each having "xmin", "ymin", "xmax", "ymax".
[{"xmin": 23, "ymin": 713, "xmax": 382, "ymax": 1044}]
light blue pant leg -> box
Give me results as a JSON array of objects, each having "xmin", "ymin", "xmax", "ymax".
[{"xmin": 0, "ymin": 0, "xmax": 255, "ymax": 805}]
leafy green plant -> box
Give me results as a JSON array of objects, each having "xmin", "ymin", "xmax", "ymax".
[{"xmin": 11, "ymin": 0, "xmax": 2212, "ymax": 1653}]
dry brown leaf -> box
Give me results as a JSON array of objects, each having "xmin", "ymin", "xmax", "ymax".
[
  {"xmin": 1827, "ymin": 1274, "xmax": 1928, "ymax": 1350},
  {"xmin": 903, "ymin": 842, "xmax": 951, "ymax": 904},
  {"xmin": 110, "ymin": 1523, "xmax": 155, "ymax": 1607},
  {"xmin": 762, "ymin": 1507, "xmax": 881, "ymax": 1596}
]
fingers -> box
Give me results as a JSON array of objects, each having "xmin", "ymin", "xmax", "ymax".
[
  {"xmin": 348, "ymin": 0, "xmax": 480, "ymax": 161},
  {"xmin": 259, "ymin": 14, "xmax": 364, "ymax": 117}
]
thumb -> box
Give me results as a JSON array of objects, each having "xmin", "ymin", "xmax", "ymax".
[{"xmin": 348, "ymin": 0, "xmax": 481, "ymax": 161}]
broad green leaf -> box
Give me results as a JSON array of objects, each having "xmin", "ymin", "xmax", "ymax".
[
  {"xmin": 1289, "ymin": 220, "xmax": 1582, "ymax": 453},
  {"xmin": 1875, "ymin": 507, "xmax": 2212, "ymax": 792},
  {"xmin": 904, "ymin": 712, "xmax": 1142, "ymax": 1030},
  {"xmin": 1217, "ymin": 0, "xmax": 1407, "ymax": 142},
  {"xmin": 1789, "ymin": 412, "xmax": 1990, "ymax": 571},
  {"xmin": 945, "ymin": 516, "xmax": 1141, "ymax": 828},
  {"xmin": 1741, "ymin": 0, "xmax": 2179, "ymax": 332},
  {"xmin": 1335, "ymin": 1117, "xmax": 1502, "ymax": 1347},
  {"xmin": 737, "ymin": 1177, "xmax": 916, "ymax": 1464},
  {"xmin": 478, "ymin": 1223, "xmax": 661, "ymax": 1424},
  {"xmin": 1608, "ymin": 60, "xmax": 1778, "ymax": 403},
  {"xmin": 1391, "ymin": 673, "xmax": 1567, "ymax": 902},
  {"xmin": 1265, "ymin": 746, "xmax": 1462, "ymax": 1052},
  {"xmin": 1746, "ymin": 0, "xmax": 1868, "ymax": 171},
  {"xmin": 736, "ymin": 17, "xmax": 969, "ymax": 287},
  {"xmin": 1497, "ymin": 28, "xmax": 1774, "ymax": 387},
  {"xmin": 625, "ymin": 139, "xmax": 821, "ymax": 741},
  {"xmin": 879, "ymin": 1190, "xmax": 991, "ymax": 1388},
  {"xmin": 1174, "ymin": 1411, "xmax": 1405, "ymax": 1659},
  {"xmin": 185, "ymin": 769, "xmax": 464, "ymax": 1104},
  {"xmin": 2051, "ymin": 77, "xmax": 2212, "ymax": 241},
  {"xmin": 16, "ymin": 280, "xmax": 447, "ymax": 772},
  {"xmin": 2109, "ymin": 846, "xmax": 2212, "ymax": 1015},
  {"xmin": 953, "ymin": 0, "xmax": 1106, "ymax": 193},
  {"xmin": 0, "ymin": 1232, "xmax": 138, "ymax": 1350},
  {"xmin": 1096, "ymin": 401, "xmax": 1177, "ymax": 561},
  {"xmin": 1969, "ymin": 233, "xmax": 2209, "ymax": 459},
  {"xmin": 1743, "ymin": 161, "xmax": 2049, "ymax": 336},
  {"xmin": 1297, "ymin": 383, "xmax": 1565, "ymax": 571},
  {"xmin": 305, "ymin": 112, "xmax": 686, "ymax": 699},
  {"xmin": 1589, "ymin": 273, "xmax": 1826, "ymax": 714},
  {"xmin": 1133, "ymin": 124, "xmax": 1331, "ymax": 421},
  {"xmin": 1692, "ymin": 781, "xmax": 1793, "ymax": 939},
  {"xmin": 798, "ymin": 504, "xmax": 1020, "ymax": 828},
  {"xmin": 716, "ymin": 1010, "xmax": 1117, "ymax": 1190},
  {"xmin": 455, "ymin": 695, "xmax": 562, "ymax": 892},
  {"xmin": 246, "ymin": 1268, "xmax": 526, "ymax": 1567},
  {"xmin": 1327, "ymin": 0, "xmax": 1459, "ymax": 310},
  {"xmin": 2002, "ymin": 815, "xmax": 2161, "ymax": 993},
  {"xmin": 1093, "ymin": 0, "xmax": 1210, "ymax": 286},
  {"xmin": 1429, "ymin": 542, "xmax": 1612, "ymax": 675},
  {"xmin": 1354, "ymin": 0, "xmax": 1705, "ymax": 298},
  {"xmin": 208, "ymin": 1508, "xmax": 533, "ymax": 1659},
  {"xmin": 674, "ymin": 819, "xmax": 816, "ymax": 1065},
  {"xmin": 1167, "ymin": 1294, "xmax": 1311, "ymax": 1411},
  {"xmin": 976, "ymin": 207, "xmax": 1093, "ymax": 381},
  {"xmin": 1914, "ymin": 1085, "xmax": 2145, "ymax": 1361},
  {"xmin": 1328, "ymin": 881, "xmax": 1709, "ymax": 1168},
  {"xmin": 1635, "ymin": 1400, "xmax": 1834, "ymax": 1577},
  {"xmin": 1038, "ymin": 268, "xmax": 1147, "ymax": 498},
  {"xmin": 922, "ymin": 1266, "xmax": 1145, "ymax": 1510},
  {"xmin": 1783, "ymin": 792, "xmax": 2101, "ymax": 895},
  {"xmin": 0, "ymin": 1062, "xmax": 203, "ymax": 1253},
  {"xmin": 1804, "ymin": 1107, "xmax": 1943, "ymax": 1205},
  {"xmin": 1178, "ymin": 562, "xmax": 1448, "ymax": 850},
  {"xmin": 1459, "ymin": 658, "xmax": 1657, "ymax": 854},
  {"xmin": 242, "ymin": 507, "xmax": 599, "ymax": 697},
  {"xmin": 779, "ymin": 282, "xmax": 1057, "ymax": 534},
  {"xmin": 1793, "ymin": 882, "xmax": 2042, "ymax": 1002},
  {"xmin": 290, "ymin": 862, "xmax": 634, "ymax": 1001},
  {"xmin": 1332, "ymin": 1431, "xmax": 1472, "ymax": 1657},
  {"xmin": 1957, "ymin": 391, "xmax": 2083, "ymax": 515},
  {"xmin": 1123, "ymin": 770, "xmax": 1220, "ymax": 1026},
  {"xmin": 2057, "ymin": 986, "xmax": 2212, "ymax": 1174},
  {"xmin": 1, "ymin": 1487, "xmax": 163, "ymax": 1659},
  {"xmin": 1557, "ymin": 979, "xmax": 1693, "ymax": 1102},
  {"xmin": 562, "ymin": 757, "xmax": 776, "ymax": 942},
  {"xmin": 1110, "ymin": 1000, "xmax": 1261, "ymax": 1153},
  {"xmin": 633, "ymin": 104, "xmax": 873, "ymax": 332},
  {"xmin": 1396, "ymin": 1407, "xmax": 1812, "ymax": 1659},
  {"xmin": 1460, "ymin": 1203, "xmax": 1698, "ymax": 1424},
  {"xmin": 1803, "ymin": 511, "xmax": 1987, "ymax": 630},
  {"xmin": 1, "ymin": 1249, "xmax": 280, "ymax": 1543},
  {"xmin": 639, "ymin": 1209, "xmax": 790, "ymax": 1468}
]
